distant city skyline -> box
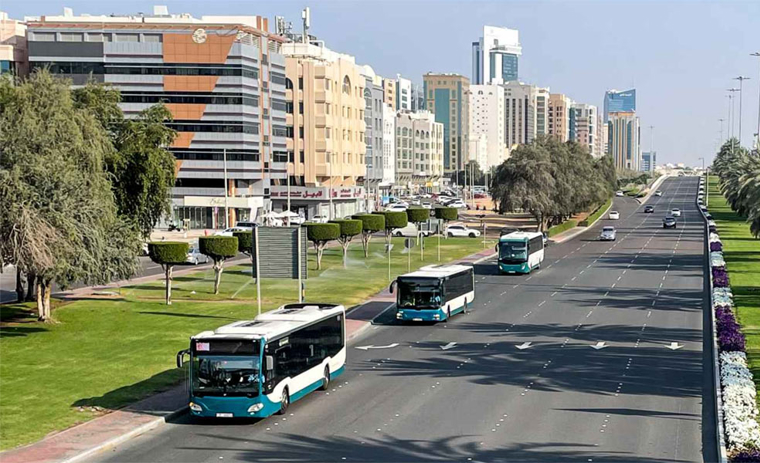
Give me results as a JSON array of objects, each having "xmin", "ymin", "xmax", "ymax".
[{"xmin": 6, "ymin": 0, "xmax": 760, "ymax": 166}]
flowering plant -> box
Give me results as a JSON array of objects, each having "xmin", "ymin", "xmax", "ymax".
[
  {"xmin": 716, "ymin": 306, "xmax": 746, "ymax": 352},
  {"xmin": 711, "ymin": 241, "xmax": 723, "ymax": 252},
  {"xmin": 721, "ymin": 352, "xmax": 760, "ymax": 453}
]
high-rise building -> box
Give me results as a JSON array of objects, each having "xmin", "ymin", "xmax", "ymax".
[
  {"xmin": 467, "ymin": 84, "xmax": 506, "ymax": 170},
  {"xmin": 603, "ymin": 89, "xmax": 636, "ymax": 122},
  {"xmin": 607, "ymin": 111, "xmax": 640, "ymax": 170},
  {"xmin": 394, "ymin": 110, "xmax": 444, "ymax": 194},
  {"xmin": 0, "ymin": 12, "xmax": 27, "ymax": 76},
  {"xmin": 423, "ymin": 73, "xmax": 470, "ymax": 177},
  {"xmin": 396, "ymin": 74, "xmax": 412, "ymax": 111},
  {"xmin": 548, "ymin": 93, "xmax": 574, "ymax": 142},
  {"xmin": 27, "ymin": 6, "xmax": 287, "ymax": 229},
  {"xmin": 571, "ymin": 103, "xmax": 603, "ymax": 157},
  {"xmin": 503, "ymin": 81, "xmax": 542, "ymax": 149},
  {"xmin": 280, "ymin": 41, "xmax": 367, "ymax": 219},
  {"xmin": 382, "ymin": 77, "xmax": 396, "ymax": 110},
  {"xmin": 381, "ymin": 103, "xmax": 396, "ymax": 192},
  {"xmin": 472, "ymin": 26, "xmax": 521, "ymax": 85},
  {"xmin": 535, "ymin": 87, "xmax": 550, "ymax": 136},
  {"xmin": 361, "ymin": 66, "xmax": 385, "ymax": 198},
  {"xmin": 641, "ymin": 151, "xmax": 656, "ymax": 172}
]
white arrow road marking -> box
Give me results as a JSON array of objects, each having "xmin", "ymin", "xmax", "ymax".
[
  {"xmin": 516, "ymin": 342, "xmax": 533, "ymax": 350},
  {"xmin": 591, "ymin": 342, "xmax": 608, "ymax": 350},
  {"xmin": 666, "ymin": 342, "xmax": 684, "ymax": 350},
  {"xmin": 356, "ymin": 343, "xmax": 399, "ymax": 351},
  {"xmin": 440, "ymin": 342, "xmax": 457, "ymax": 351}
]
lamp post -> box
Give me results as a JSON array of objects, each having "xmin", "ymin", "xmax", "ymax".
[
  {"xmin": 223, "ymin": 148, "xmax": 229, "ymax": 228},
  {"xmin": 734, "ymin": 76, "xmax": 751, "ymax": 145},
  {"xmin": 718, "ymin": 118, "xmax": 725, "ymax": 142},
  {"xmin": 751, "ymin": 52, "xmax": 760, "ymax": 147},
  {"xmin": 728, "ymin": 88, "xmax": 740, "ymax": 140},
  {"xmin": 328, "ymin": 156, "xmax": 333, "ymax": 220}
]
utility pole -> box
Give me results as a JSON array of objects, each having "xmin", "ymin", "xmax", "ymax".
[
  {"xmin": 718, "ymin": 118, "xmax": 725, "ymax": 142},
  {"xmin": 328, "ymin": 157, "xmax": 333, "ymax": 220},
  {"xmin": 728, "ymin": 88, "xmax": 740, "ymax": 139},
  {"xmin": 649, "ymin": 125, "xmax": 654, "ymax": 171},
  {"xmin": 286, "ymin": 161, "xmax": 291, "ymax": 226},
  {"xmin": 735, "ymin": 76, "xmax": 750, "ymax": 145},
  {"xmin": 223, "ymin": 148, "xmax": 229, "ymax": 228},
  {"xmin": 751, "ymin": 52, "xmax": 760, "ymax": 147}
]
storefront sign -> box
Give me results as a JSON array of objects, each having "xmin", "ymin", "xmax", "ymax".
[{"xmin": 271, "ymin": 186, "xmax": 365, "ymax": 201}]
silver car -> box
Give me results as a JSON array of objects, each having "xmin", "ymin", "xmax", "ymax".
[
  {"xmin": 600, "ymin": 226, "xmax": 616, "ymax": 241},
  {"xmin": 186, "ymin": 245, "xmax": 210, "ymax": 265}
]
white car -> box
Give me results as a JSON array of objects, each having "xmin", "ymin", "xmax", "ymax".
[
  {"xmin": 186, "ymin": 245, "xmax": 210, "ymax": 265},
  {"xmin": 671, "ymin": 208, "xmax": 681, "ymax": 217},
  {"xmin": 654, "ymin": 190, "xmax": 663, "ymax": 196},
  {"xmin": 421, "ymin": 202, "xmax": 433, "ymax": 210},
  {"xmin": 311, "ymin": 215, "xmax": 329, "ymax": 224},
  {"xmin": 392, "ymin": 224, "xmax": 432, "ymax": 238},
  {"xmin": 214, "ymin": 227, "xmax": 245, "ymax": 237},
  {"xmin": 385, "ymin": 203, "xmax": 408, "ymax": 212},
  {"xmin": 608, "ymin": 211, "xmax": 620, "ymax": 220},
  {"xmin": 141, "ymin": 242, "xmax": 150, "ymax": 256},
  {"xmin": 615, "ymin": 191, "xmax": 624, "ymax": 197},
  {"xmin": 447, "ymin": 200, "xmax": 467, "ymax": 209},
  {"xmin": 446, "ymin": 224, "xmax": 481, "ymax": 238}
]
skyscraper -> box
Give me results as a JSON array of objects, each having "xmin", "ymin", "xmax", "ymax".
[
  {"xmin": 472, "ymin": 26, "xmax": 521, "ymax": 85},
  {"xmin": 607, "ymin": 111, "xmax": 641, "ymax": 170},
  {"xmin": 603, "ymin": 89, "xmax": 636, "ymax": 122},
  {"xmin": 503, "ymin": 81, "xmax": 541, "ymax": 149},
  {"xmin": 468, "ymin": 84, "xmax": 506, "ymax": 170},
  {"xmin": 423, "ymin": 73, "xmax": 470, "ymax": 176},
  {"xmin": 548, "ymin": 93, "xmax": 574, "ymax": 142}
]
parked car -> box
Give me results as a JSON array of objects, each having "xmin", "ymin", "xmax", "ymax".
[
  {"xmin": 235, "ymin": 221, "xmax": 256, "ymax": 230},
  {"xmin": 393, "ymin": 224, "xmax": 432, "ymax": 238},
  {"xmin": 186, "ymin": 244, "xmax": 210, "ymax": 265},
  {"xmin": 421, "ymin": 202, "xmax": 433, "ymax": 210},
  {"xmin": 615, "ymin": 191, "xmax": 624, "ymax": 197},
  {"xmin": 474, "ymin": 193, "xmax": 487, "ymax": 199},
  {"xmin": 654, "ymin": 190, "xmax": 663, "ymax": 197},
  {"xmin": 446, "ymin": 224, "xmax": 481, "ymax": 238},
  {"xmin": 447, "ymin": 200, "xmax": 467, "ymax": 209},
  {"xmin": 663, "ymin": 216, "xmax": 677, "ymax": 229},
  {"xmin": 644, "ymin": 205, "xmax": 655, "ymax": 213},
  {"xmin": 608, "ymin": 211, "xmax": 620, "ymax": 220},
  {"xmin": 141, "ymin": 242, "xmax": 150, "ymax": 256},
  {"xmin": 310, "ymin": 215, "xmax": 329, "ymax": 224},
  {"xmin": 599, "ymin": 226, "xmax": 617, "ymax": 241},
  {"xmin": 214, "ymin": 227, "xmax": 246, "ymax": 237},
  {"xmin": 386, "ymin": 203, "xmax": 408, "ymax": 212},
  {"xmin": 671, "ymin": 208, "xmax": 681, "ymax": 217}
]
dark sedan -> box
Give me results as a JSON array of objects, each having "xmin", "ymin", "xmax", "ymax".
[
  {"xmin": 663, "ymin": 216, "xmax": 677, "ymax": 229},
  {"xmin": 644, "ymin": 205, "xmax": 655, "ymax": 213}
]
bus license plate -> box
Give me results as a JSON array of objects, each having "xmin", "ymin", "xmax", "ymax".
[{"xmin": 216, "ymin": 413, "xmax": 233, "ymax": 418}]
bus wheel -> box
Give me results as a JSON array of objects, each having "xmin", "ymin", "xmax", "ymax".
[
  {"xmin": 320, "ymin": 366, "xmax": 330, "ymax": 391},
  {"xmin": 278, "ymin": 388, "xmax": 290, "ymax": 415}
]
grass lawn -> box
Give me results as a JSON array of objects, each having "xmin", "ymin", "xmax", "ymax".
[
  {"xmin": 708, "ymin": 176, "xmax": 760, "ymax": 406},
  {"xmin": 0, "ymin": 236, "xmax": 491, "ymax": 450}
]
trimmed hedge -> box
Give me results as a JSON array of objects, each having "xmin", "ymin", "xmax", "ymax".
[
  {"xmin": 148, "ymin": 241, "xmax": 189, "ymax": 265},
  {"xmin": 305, "ymin": 222, "xmax": 340, "ymax": 242},
  {"xmin": 352, "ymin": 214, "xmax": 385, "ymax": 232},
  {"xmin": 407, "ymin": 207, "xmax": 430, "ymax": 224},
  {"xmin": 579, "ymin": 197, "xmax": 612, "ymax": 227},
  {"xmin": 233, "ymin": 231, "xmax": 253, "ymax": 253},
  {"xmin": 547, "ymin": 219, "xmax": 578, "ymax": 238},
  {"xmin": 434, "ymin": 207, "xmax": 458, "ymax": 222},
  {"xmin": 199, "ymin": 236, "xmax": 238, "ymax": 259},
  {"xmin": 329, "ymin": 219, "xmax": 363, "ymax": 237},
  {"xmin": 379, "ymin": 211, "xmax": 408, "ymax": 230}
]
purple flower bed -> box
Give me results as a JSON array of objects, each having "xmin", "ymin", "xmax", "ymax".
[
  {"xmin": 714, "ymin": 270, "xmax": 730, "ymax": 287},
  {"xmin": 731, "ymin": 448, "xmax": 760, "ymax": 462},
  {"xmin": 711, "ymin": 242, "xmax": 723, "ymax": 252},
  {"xmin": 716, "ymin": 306, "xmax": 747, "ymax": 352}
]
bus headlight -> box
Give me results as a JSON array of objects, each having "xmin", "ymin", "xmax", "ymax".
[
  {"xmin": 189, "ymin": 402, "xmax": 202, "ymax": 413},
  {"xmin": 396, "ymin": 312, "xmax": 403, "ymax": 319},
  {"xmin": 248, "ymin": 403, "xmax": 264, "ymax": 413},
  {"xmin": 433, "ymin": 314, "xmax": 440, "ymax": 320}
]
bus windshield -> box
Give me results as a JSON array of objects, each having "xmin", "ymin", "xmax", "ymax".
[
  {"xmin": 499, "ymin": 241, "xmax": 528, "ymax": 264},
  {"xmin": 398, "ymin": 279, "xmax": 443, "ymax": 309},
  {"xmin": 192, "ymin": 356, "xmax": 261, "ymax": 397}
]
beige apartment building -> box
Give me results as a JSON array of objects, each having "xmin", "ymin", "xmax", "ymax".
[
  {"xmin": 0, "ymin": 12, "xmax": 27, "ymax": 76},
  {"xmin": 548, "ymin": 93, "xmax": 573, "ymax": 142},
  {"xmin": 278, "ymin": 42, "xmax": 367, "ymax": 219},
  {"xmin": 423, "ymin": 73, "xmax": 470, "ymax": 181},
  {"xmin": 394, "ymin": 110, "xmax": 444, "ymax": 194}
]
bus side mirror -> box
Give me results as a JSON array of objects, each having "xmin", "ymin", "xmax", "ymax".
[
  {"xmin": 389, "ymin": 281, "xmax": 396, "ymax": 294},
  {"xmin": 176, "ymin": 349, "xmax": 189, "ymax": 369},
  {"xmin": 265, "ymin": 355, "xmax": 274, "ymax": 371}
]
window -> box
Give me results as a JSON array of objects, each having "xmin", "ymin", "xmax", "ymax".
[
  {"xmin": 325, "ymin": 128, "xmax": 330, "ymax": 139},
  {"xmin": 285, "ymin": 78, "xmax": 294, "ymax": 90},
  {"xmin": 143, "ymin": 34, "xmax": 162, "ymax": 43},
  {"xmin": 116, "ymin": 33, "xmax": 139, "ymax": 42},
  {"xmin": 86, "ymin": 33, "xmax": 111, "ymax": 42},
  {"xmin": 298, "ymin": 77, "xmax": 304, "ymax": 89},
  {"xmin": 32, "ymin": 32, "xmax": 56, "ymax": 42},
  {"xmin": 325, "ymin": 79, "xmax": 330, "ymax": 90},
  {"xmin": 60, "ymin": 33, "xmax": 83, "ymax": 42},
  {"xmin": 342, "ymin": 76, "xmax": 351, "ymax": 95}
]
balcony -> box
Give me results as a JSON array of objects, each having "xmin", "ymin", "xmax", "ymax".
[
  {"xmin": 285, "ymin": 89, "xmax": 293, "ymax": 101},
  {"xmin": 315, "ymin": 90, "xmax": 332, "ymax": 103},
  {"xmin": 316, "ymin": 114, "xmax": 332, "ymax": 127},
  {"xmin": 286, "ymin": 113, "xmax": 294, "ymax": 126},
  {"xmin": 315, "ymin": 67, "xmax": 326, "ymax": 79},
  {"xmin": 316, "ymin": 139, "xmax": 332, "ymax": 152},
  {"xmin": 286, "ymin": 138, "xmax": 294, "ymax": 151}
]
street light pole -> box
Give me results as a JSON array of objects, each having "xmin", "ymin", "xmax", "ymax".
[
  {"xmin": 718, "ymin": 118, "xmax": 725, "ymax": 142},
  {"xmin": 328, "ymin": 157, "xmax": 333, "ymax": 220},
  {"xmin": 735, "ymin": 76, "xmax": 750, "ymax": 145},
  {"xmin": 751, "ymin": 52, "xmax": 760, "ymax": 147},
  {"xmin": 728, "ymin": 88, "xmax": 740, "ymax": 140},
  {"xmin": 648, "ymin": 125, "xmax": 654, "ymax": 171},
  {"xmin": 223, "ymin": 148, "xmax": 229, "ymax": 228}
]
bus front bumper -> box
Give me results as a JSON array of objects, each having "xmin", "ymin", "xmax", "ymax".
[
  {"xmin": 188, "ymin": 395, "xmax": 279, "ymax": 418},
  {"xmin": 396, "ymin": 308, "xmax": 446, "ymax": 322},
  {"xmin": 499, "ymin": 262, "xmax": 530, "ymax": 274}
]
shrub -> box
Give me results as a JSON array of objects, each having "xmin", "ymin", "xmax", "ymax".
[
  {"xmin": 716, "ymin": 306, "xmax": 746, "ymax": 352},
  {"xmin": 329, "ymin": 219, "xmax": 363, "ymax": 267},
  {"xmin": 352, "ymin": 214, "xmax": 385, "ymax": 257},
  {"xmin": 407, "ymin": 207, "xmax": 430, "ymax": 225},
  {"xmin": 378, "ymin": 211, "xmax": 408, "ymax": 249},
  {"xmin": 434, "ymin": 207, "xmax": 458, "ymax": 222},
  {"xmin": 579, "ymin": 198, "xmax": 612, "ymax": 227},
  {"xmin": 710, "ymin": 241, "xmax": 723, "ymax": 252},
  {"xmin": 305, "ymin": 222, "xmax": 340, "ymax": 270},
  {"xmin": 233, "ymin": 231, "xmax": 253, "ymax": 254},
  {"xmin": 547, "ymin": 219, "xmax": 578, "ymax": 237},
  {"xmin": 148, "ymin": 241, "xmax": 189, "ymax": 305},
  {"xmin": 199, "ymin": 236, "xmax": 239, "ymax": 294}
]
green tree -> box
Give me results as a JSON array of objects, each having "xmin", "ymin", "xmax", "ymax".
[
  {"xmin": 713, "ymin": 138, "xmax": 760, "ymax": 238},
  {"xmin": 148, "ymin": 242, "xmax": 188, "ymax": 305},
  {"xmin": 406, "ymin": 207, "xmax": 430, "ymax": 242},
  {"xmin": 378, "ymin": 211, "xmax": 408, "ymax": 250},
  {"xmin": 73, "ymin": 82, "xmax": 177, "ymax": 238},
  {"xmin": 199, "ymin": 236, "xmax": 239, "ymax": 294},
  {"xmin": 305, "ymin": 222, "xmax": 340, "ymax": 270},
  {"xmin": 0, "ymin": 70, "xmax": 140, "ymax": 320},
  {"xmin": 329, "ymin": 220, "xmax": 363, "ymax": 267},
  {"xmin": 352, "ymin": 214, "xmax": 385, "ymax": 257}
]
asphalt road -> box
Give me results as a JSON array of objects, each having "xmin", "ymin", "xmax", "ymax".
[{"xmin": 89, "ymin": 176, "xmax": 715, "ymax": 462}]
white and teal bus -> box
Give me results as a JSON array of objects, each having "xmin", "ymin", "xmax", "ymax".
[
  {"xmin": 176, "ymin": 303, "xmax": 346, "ymax": 418},
  {"xmin": 392, "ymin": 264, "xmax": 475, "ymax": 322},
  {"xmin": 497, "ymin": 231, "xmax": 544, "ymax": 274}
]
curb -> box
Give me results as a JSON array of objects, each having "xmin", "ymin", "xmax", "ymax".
[
  {"xmin": 636, "ymin": 174, "xmax": 668, "ymax": 205},
  {"xmin": 549, "ymin": 199, "xmax": 613, "ymax": 245}
]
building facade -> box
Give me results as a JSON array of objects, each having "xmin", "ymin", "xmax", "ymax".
[
  {"xmin": 423, "ymin": 73, "xmax": 470, "ymax": 178},
  {"xmin": 548, "ymin": 93, "xmax": 573, "ymax": 142},
  {"xmin": 1, "ymin": 12, "xmax": 27, "ymax": 76},
  {"xmin": 503, "ymin": 81, "xmax": 540, "ymax": 149},
  {"xmin": 468, "ymin": 84, "xmax": 506, "ymax": 170},
  {"xmin": 27, "ymin": 6, "xmax": 287, "ymax": 229},
  {"xmin": 641, "ymin": 151, "xmax": 656, "ymax": 172},
  {"xmin": 394, "ymin": 110, "xmax": 444, "ymax": 194},
  {"xmin": 472, "ymin": 26, "xmax": 521, "ymax": 85},
  {"xmin": 382, "ymin": 76, "xmax": 396, "ymax": 110},
  {"xmin": 571, "ymin": 103, "xmax": 603, "ymax": 157},
  {"xmin": 603, "ymin": 88, "xmax": 636, "ymax": 122},
  {"xmin": 381, "ymin": 103, "xmax": 396, "ymax": 191},
  {"xmin": 396, "ymin": 74, "xmax": 412, "ymax": 111},
  {"xmin": 607, "ymin": 111, "xmax": 640, "ymax": 170},
  {"xmin": 361, "ymin": 66, "xmax": 385, "ymax": 200},
  {"xmin": 279, "ymin": 42, "xmax": 367, "ymax": 220}
]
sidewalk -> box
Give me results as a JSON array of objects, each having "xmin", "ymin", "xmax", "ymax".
[{"xmin": 1, "ymin": 246, "xmax": 494, "ymax": 463}]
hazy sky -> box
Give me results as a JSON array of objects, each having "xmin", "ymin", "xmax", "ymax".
[{"xmin": 7, "ymin": 0, "xmax": 760, "ymax": 166}]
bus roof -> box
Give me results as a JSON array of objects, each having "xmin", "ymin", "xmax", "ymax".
[
  {"xmin": 399, "ymin": 264, "xmax": 472, "ymax": 279},
  {"xmin": 499, "ymin": 231, "xmax": 543, "ymax": 242},
  {"xmin": 191, "ymin": 303, "xmax": 345, "ymax": 342}
]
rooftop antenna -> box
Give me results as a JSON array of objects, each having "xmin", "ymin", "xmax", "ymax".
[{"xmin": 301, "ymin": 7, "xmax": 310, "ymax": 44}]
